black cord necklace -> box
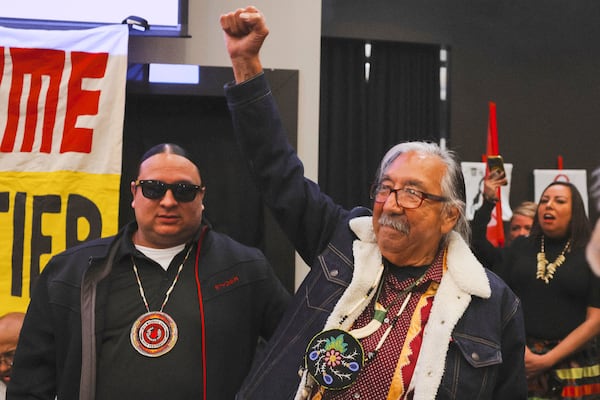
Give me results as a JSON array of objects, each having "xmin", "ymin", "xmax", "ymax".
[{"xmin": 356, "ymin": 264, "xmax": 432, "ymax": 361}]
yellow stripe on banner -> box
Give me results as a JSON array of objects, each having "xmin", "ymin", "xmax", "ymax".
[
  {"xmin": 0, "ymin": 171, "xmax": 120, "ymax": 314},
  {"xmin": 555, "ymin": 364, "xmax": 600, "ymax": 380}
]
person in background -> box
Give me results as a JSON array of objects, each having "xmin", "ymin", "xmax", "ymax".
[
  {"xmin": 500, "ymin": 181, "xmax": 600, "ymax": 399},
  {"xmin": 8, "ymin": 143, "xmax": 290, "ymax": 400},
  {"xmin": 221, "ymin": 7, "xmax": 526, "ymax": 399},
  {"xmin": 471, "ymin": 170, "xmax": 536, "ymax": 270},
  {"xmin": 0, "ymin": 312, "xmax": 24, "ymax": 400},
  {"xmin": 587, "ymin": 166, "xmax": 600, "ymax": 276}
]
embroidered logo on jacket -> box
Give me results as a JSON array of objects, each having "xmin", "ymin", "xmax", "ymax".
[{"xmin": 214, "ymin": 276, "xmax": 239, "ymax": 291}]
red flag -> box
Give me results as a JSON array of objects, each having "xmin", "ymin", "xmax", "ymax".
[{"xmin": 486, "ymin": 102, "xmax": 505, "ymax": 247}]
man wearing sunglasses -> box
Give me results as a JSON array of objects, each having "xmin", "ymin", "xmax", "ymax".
[
  {"xmin": 221, "ymin": 7, "xmax": 526, "ymax": 400},
  {"xmin": 0, "ymin": 312, "xmax": 24, "ymax": 400},
  {"xmin": 9, "ymin": 143, "xmax": 291, "ymax": 399}
]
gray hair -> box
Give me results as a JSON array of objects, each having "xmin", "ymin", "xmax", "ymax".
[{"xmin": 375, "ymin": 141, "xmax": 471, "ymax": 245}]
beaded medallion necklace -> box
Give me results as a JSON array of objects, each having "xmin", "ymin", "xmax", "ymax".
[{"xmin": 130, "ymin": 245, "xmax": 194, "ymax": 357}]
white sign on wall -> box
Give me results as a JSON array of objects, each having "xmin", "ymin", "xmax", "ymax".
[{"xmin": 461, "ymin": 161, "xmax": 513, "ymax": 221}]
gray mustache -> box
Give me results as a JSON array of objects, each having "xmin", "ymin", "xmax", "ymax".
[{"xmin": 378, "ymin": 213, "xmax": 410, "ymax": 235}]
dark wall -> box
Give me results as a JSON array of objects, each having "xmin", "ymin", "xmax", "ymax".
[{"xmin": 322, "ymin": 0, "xmax": 600, "ymax": 222}]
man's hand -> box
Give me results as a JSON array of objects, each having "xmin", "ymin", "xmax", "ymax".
[
  {"xmin": 220, "ymin": 6, "xmax": 269, "ymax": 83},
  {"xmin": 483, "ymin": 170, "xmax": 507, "ymax": 202}
]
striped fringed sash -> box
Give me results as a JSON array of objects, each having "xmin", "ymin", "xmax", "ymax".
[{"xmin": 527, "ymin": 337, "xmax": 600, "ymax": 400}]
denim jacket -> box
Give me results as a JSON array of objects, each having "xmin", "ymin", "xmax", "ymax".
[
  {"xmin": 9, "ymin": 222, "xmax": 290, "ymax": 400},
  {"xmin": 226, "ymin": 73, "xmax": 526, "ymax": 400}
]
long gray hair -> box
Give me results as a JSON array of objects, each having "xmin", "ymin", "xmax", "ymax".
[{"xmin": 374, "ymin": 141, "xmax": 471, "ymax": 245}]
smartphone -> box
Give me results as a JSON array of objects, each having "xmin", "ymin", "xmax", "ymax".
[{"xmin": 487, "ymin": 155, "xmax": 506, "ymax": 182}]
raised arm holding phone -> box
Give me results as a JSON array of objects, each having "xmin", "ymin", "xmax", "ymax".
[{"xmin": 470, "ymin": 168, "xmax": 536, "ymax": 271}]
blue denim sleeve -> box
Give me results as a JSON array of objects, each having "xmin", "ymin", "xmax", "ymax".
[{"xmin": 225, "ymin": 73, "xmax": 348, "ymax": 266}]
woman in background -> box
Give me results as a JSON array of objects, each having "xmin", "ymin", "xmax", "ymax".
[
  {"xmin": 501, "ymin": 181, "xmax": 600, "ymax": 399},
  {"xmin": 470, "ymin": 169, "xmax": 537, "ymax": 271}
]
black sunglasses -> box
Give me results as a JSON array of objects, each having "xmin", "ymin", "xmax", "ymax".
[{"xmin": 134, "ymin": 180, "xmax": 204, "ymax": 203}]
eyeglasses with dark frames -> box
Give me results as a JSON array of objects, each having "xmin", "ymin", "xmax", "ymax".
[
  {"xmin": 134, "ymin": 180, "xmax": 205, "ymax": 203},
  {"xmin": 370, "ymin": 184, "xmax": 448, "ymax": 209},
  {"xmin": 0, "ymin": 350, "xmax": 15, "ymax": 367}
]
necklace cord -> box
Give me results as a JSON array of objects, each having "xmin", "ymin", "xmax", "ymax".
[
  {"xmin": 350, "ymin": 263, "xmax": 432, "ymax": 347},
  {"xmin": 372, "ymin": 291, "xmax": 413, "ymax": 357},
  {"xmin": 378, "ymin": 264, "xmax": 432, "ymax": 311},
  {"xmin": 131, "ymin": 244, "xmax": 194, "ymax": 312},
  {"xmin": 371, "ymin": 265, "xmax": 431, "ymax": 347},
  {"xmin": 132, "ymin": 263, "xmax": 150, "ymax": 312}
]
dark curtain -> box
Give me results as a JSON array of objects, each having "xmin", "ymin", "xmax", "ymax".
[{"xmin": 319, "ymin": 37, "xmax": 441, "ymax": 209}]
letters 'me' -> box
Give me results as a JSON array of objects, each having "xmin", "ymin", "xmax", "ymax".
[{"xmin": 0, "ymin": 47, "xmax": 108, "ymax": 154}]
